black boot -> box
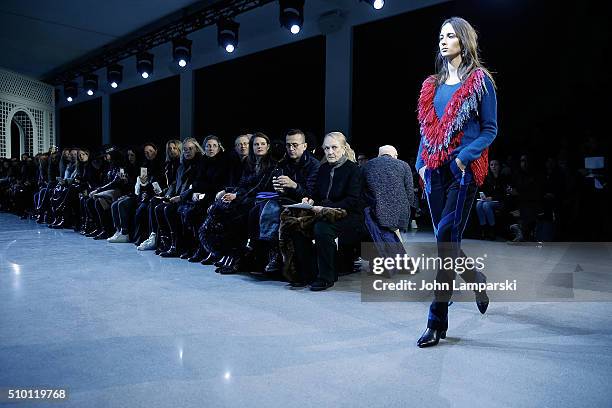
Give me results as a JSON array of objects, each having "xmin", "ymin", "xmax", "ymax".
[
  {"xmin": 160, "ymin": 233, "xmax": 179, "ymax": 257},
  {"xmin": 201, "ymin": 252, "xmax": 220, "ymax": 265},
  {"xmin": 94, "ymin": 230, "xmax": 111, "ymax": 240},
  {"xmin": 180, "ymin": 249, "xmax": 194, "ymax": 260},
  {"xmin": 155, "ymin": 233, "xmax": 170, "ymax": 255},
  {"xmin": 264, "ymin": 244, "xmax": 282, "ymax": 274},
  {"xmin": 188, "ymin": 247, "xmax": 208, "ymax": 263},
  {"xmin": 417, "ymin": 328, "xmax": 447, "ymax": 348}
]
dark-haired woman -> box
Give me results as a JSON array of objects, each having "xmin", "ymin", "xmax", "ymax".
[
  {"xmin": 414, "ymin": 17, "xmax": 498, "ymax": 347},
  {"xmin": 199, "ymin": 132, "xmax": 276, "ymax": 273}
]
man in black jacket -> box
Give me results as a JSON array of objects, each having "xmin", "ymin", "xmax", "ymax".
[{"xmin": 259, "ymin": 129, "xmax": 320, "ymax": 274}]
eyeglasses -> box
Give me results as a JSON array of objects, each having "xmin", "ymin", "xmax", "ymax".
[{"xmin": 286, "ymin": 143, "xmax": 304, "ymax": 149}]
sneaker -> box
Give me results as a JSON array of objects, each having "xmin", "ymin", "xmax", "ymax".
[
  {"xmin": 107, "ymin": 233, "xmax": 129, "ymax": 243},
  {"xmin": 106, "ymin": 230, "xmax": 121, "ymax": 242},
  {"xmin": 411, "ymin": 220, "xmax": 418, "ymax": 229},
  {"xmin": 138, "ymin": 233, "xmax": 157, "ymax": 251}
]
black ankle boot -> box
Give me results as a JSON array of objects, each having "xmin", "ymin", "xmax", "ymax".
[
  {"xmin": 417, "ymin": 328, "xmax": 447, "ymax": 348},
  {"xmin": 188, "ymin": 247, "xmax": 207, "ymax": 263},
  {"xmin": 264, "ymin": 246, "xmax": 282, "ymax": 274},
  {"xmin": 160, "ymin": 233, "xmax": 179, "ymax": 257},
  {"xmin": 476, "ymin": 290, "xmax": 489, "ymax": 314},
  {"xmin": 179, "ymin": 249, "xmax": 194, "ymax": 260}
]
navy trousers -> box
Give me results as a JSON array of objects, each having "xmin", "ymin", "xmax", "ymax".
[{"xmin": 424, "ymin": 160, "xmax": 486, "ymax": 331}]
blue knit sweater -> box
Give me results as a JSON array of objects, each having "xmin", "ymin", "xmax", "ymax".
[{"xmin": 415, "ymin": 76, "xmax": 497, "ymax": 171}]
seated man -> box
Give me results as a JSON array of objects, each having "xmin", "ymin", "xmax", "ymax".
[
  {"xmin": 362, "ymin": 145, "xmax": 417, "ymax": 270},
  {"xmin": 257, "ymin": 129, "xmax": 320, "ymax": 274}
]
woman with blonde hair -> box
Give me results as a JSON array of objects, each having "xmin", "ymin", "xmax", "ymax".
[
  {"xmin": 415, "ymin": 17, "xmax": 497, "ymax": 347},
  {"xmin": 138, "ymin": 139, "xmax": 182, "ymax": 251},
  {"xmin": 288, "ymin": 131, "xmax": 364, "ymax": 290}
]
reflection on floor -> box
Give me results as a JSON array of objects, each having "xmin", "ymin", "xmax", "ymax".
[{"xmin": 1, "ymin": 213, "xmax": 611, "ymax": 408}]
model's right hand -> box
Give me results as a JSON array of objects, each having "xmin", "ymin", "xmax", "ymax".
[{"xmin": 418, "ymin": 166, "xmax": 427, "ymax": 181}]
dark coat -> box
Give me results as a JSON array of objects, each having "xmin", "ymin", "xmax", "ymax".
[
  {"xmin": 175, "ymin": 157, "xmax": 203, "ymax": 202},
  {"xmin": 362, "ymin": 155, "xmax": 416, "ymax": 230},
  {"xmin": 312, "ymin": 159, "xmax": 363, "ymax": 215},
  {"xmin": 278, "ymin": 151, "xmax": 320, "ymax": 201},
  {"xmin": 163, "ymin": 158, "xmax": 180, "ymax": 197},
  {"xmin": 192, "ymin": 152, "xmax": 230, "ymax": 198}
]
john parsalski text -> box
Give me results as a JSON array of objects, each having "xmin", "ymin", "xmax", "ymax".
[{"xmin": 372, "ymin": 279, "xmax": 518, "ymax": 292}]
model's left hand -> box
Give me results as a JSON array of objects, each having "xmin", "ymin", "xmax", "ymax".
[{"xmin": 455, "ymin": 157, "xmax": 466, "ymax": 172}]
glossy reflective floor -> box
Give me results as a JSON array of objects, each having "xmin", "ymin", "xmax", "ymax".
[{"xmin": 1, "ymin": 213, "xmax": 611, "ymax": 407}]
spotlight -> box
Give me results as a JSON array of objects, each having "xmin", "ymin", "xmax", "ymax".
[
  {"xmin": 217, "ymin": 19, "xmax": 239, "ymax": 54},
  {"xmin": 107, "ymin": 64, "xmax": 123, "ymax": 89},
  {"xmin": 362, "ymin": 0, "xmax": 385, "ymax": 10},
  {"xmin": 64, "ymin": 82, "xmax": 77, "ymax": 102},
  {"xmin": 84, "ymin": 74, "xmax": 98, "ymax": 96},
  {"xmin": 173, "ymin": 38, "xmax": 192, "ymax": 68},
  {"xmin": 279, "ymin": 0, "xmax": 304, "ymax": 35},
  {"xmin": 137, "ymin": 52, "xmax": 154, "ymax": 79}
]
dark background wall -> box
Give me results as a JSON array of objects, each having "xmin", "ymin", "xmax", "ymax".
[
  {"xmin": 352, "ymin": 0, "xmax": 609, "ymax": 165},
  {"xmin": 110, "ymin": 75, "xmax": 180, "ymax": 150},
  {"xmin": 59, "ymin": 97, "xmax": 102, "ymax": 150},
  {"xmin": 194, "ymin": 36, "xmax": 326, "ymax": 147}
]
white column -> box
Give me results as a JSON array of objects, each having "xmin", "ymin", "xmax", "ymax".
[
  {"xmin": 324, "ymin": 24, "xmax": 353, "ymax": 139},
  {"xmin": 180, "ymin": 70, "xmax": 194, "ymax": 140}
]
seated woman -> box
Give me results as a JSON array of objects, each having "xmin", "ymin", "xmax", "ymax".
[
  {"xmin": 182, "ymin": 135, "xmax": 230, "ymax": 262},
  {"xmin": 199, "ymin": 132, "xmax": 276, "ymax": 272},
  {"xmin": 288, "ymin": 132, "xmax": 363, "ymax": 291},
  {"xmin": 138, "ymin": 139, "xmax": 181, "ymax": 251},
  {"xmin": 156, "ymin": 138, "xmax": 205, "ymax": 258},
  {"xmin": 108, "ymin": 143, "xmax": 162, "ymax": 243},
  {"xmin": 78, "ymin": 151, "xmax": 106, "ymax": 235},
  {"xmin": 53, "ymin": 148, "xmax": 94, "ymax": 230},
  {"xmin": 36, "ymin": 148, "xmax": 60, "ymax": 224},
  {"xmin": 86, "ymin": 148, "xmax": 130, "ymax": 240},
  {"xmin": 48, "ymin": 148, "xmax": 78, "ymax": 228},
  {"xmin": 476, "ymin": 159, "xmax": 507, "ymax": 240},
  {"xmin": 127, "ymin": 143, "xmax": 165, "ymax": 245}
]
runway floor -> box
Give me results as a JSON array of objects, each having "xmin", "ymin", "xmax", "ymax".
[{"xmin": 1, "ymin": 213, "xmax": 611, "ymax": 407}]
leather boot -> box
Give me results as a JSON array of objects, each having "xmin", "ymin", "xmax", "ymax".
[
  {"xmin": 188, "ymin": 247, "xmax": 207, "ymax": 263},
  {"xmin": 264, "ymin": 243, "xmax": 282, "ymax": 274},
  {"xmin": 160, "ymin": 233, "xmax": 179, "ymax": 257},
  {"xmin": 417, "ymin": 328, "xmax": 447, "ymax": 348},
  {"xmin": 201, "ymin": 252, "xmax": 219, "ymax": 265}
]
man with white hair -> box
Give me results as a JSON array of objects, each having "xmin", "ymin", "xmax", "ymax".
[{"xmin": 362, "ymin": 145, "xmax": 416, "ymax": 244}]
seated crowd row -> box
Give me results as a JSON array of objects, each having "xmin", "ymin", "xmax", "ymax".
[{"xmin": 0, "ymin": 130, "xmax": 417, "ymax": 291}]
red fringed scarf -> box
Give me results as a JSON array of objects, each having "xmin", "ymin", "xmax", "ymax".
[{"xmin": 418, "ymin": 68, "xmax": 489, "ymax": 186}]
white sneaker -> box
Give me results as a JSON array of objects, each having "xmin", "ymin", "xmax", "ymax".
[
  {"xmin": 108, "ymin": 233, "xmax": 129, "ymax": 243},
  {"xmin": 106, "ymin": 230, "xmax": 121, "ymax": 242},
  {"xmin": 411, "ymin": 220, "xmax": 418, "ymax": 229},
  {"xmin": 138, "ymin": 233, "xmax": 157, "ymax": 250}
]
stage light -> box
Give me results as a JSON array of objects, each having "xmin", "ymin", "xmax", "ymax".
[
  {"xmin": 173, "ymin": 38, "xmax": 192, "ymax": 68},
  {"xmin": 362, "ymin": 0, "xmax": 385, "ymax": 10},
  {"xmin": 107, "ymin": 64, "xmax": 123, "ymax": 89},
  {"xmin": 84, "ymin": 74, "xmax": 98, "ymax": 96},
  {"xmin": 279, "ymin": 0, "xmax": 304, "ymax": 35},
  {"xmin": 217, "ymin": 19, "xmax": 239, "ymax": 53},
  {"xmin": 64, "ymin": 82, "xmax": 77, "ymax": 102},
  {"xmin": 137, "ymin": 52, "xmax": 154, "ymax": 79}
]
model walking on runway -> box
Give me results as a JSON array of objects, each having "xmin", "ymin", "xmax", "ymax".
[{"xmin": 415, "ymin": 17, "xmax": 498, "ymax": 347}]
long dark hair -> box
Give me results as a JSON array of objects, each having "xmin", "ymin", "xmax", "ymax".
[
  {"xmin": 434, "ymin": 17, "xmax": 495, "ymax": 87},
  {"xmin": 247, "ymin": 132, "xmax": 273, "ymax": 173}
]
